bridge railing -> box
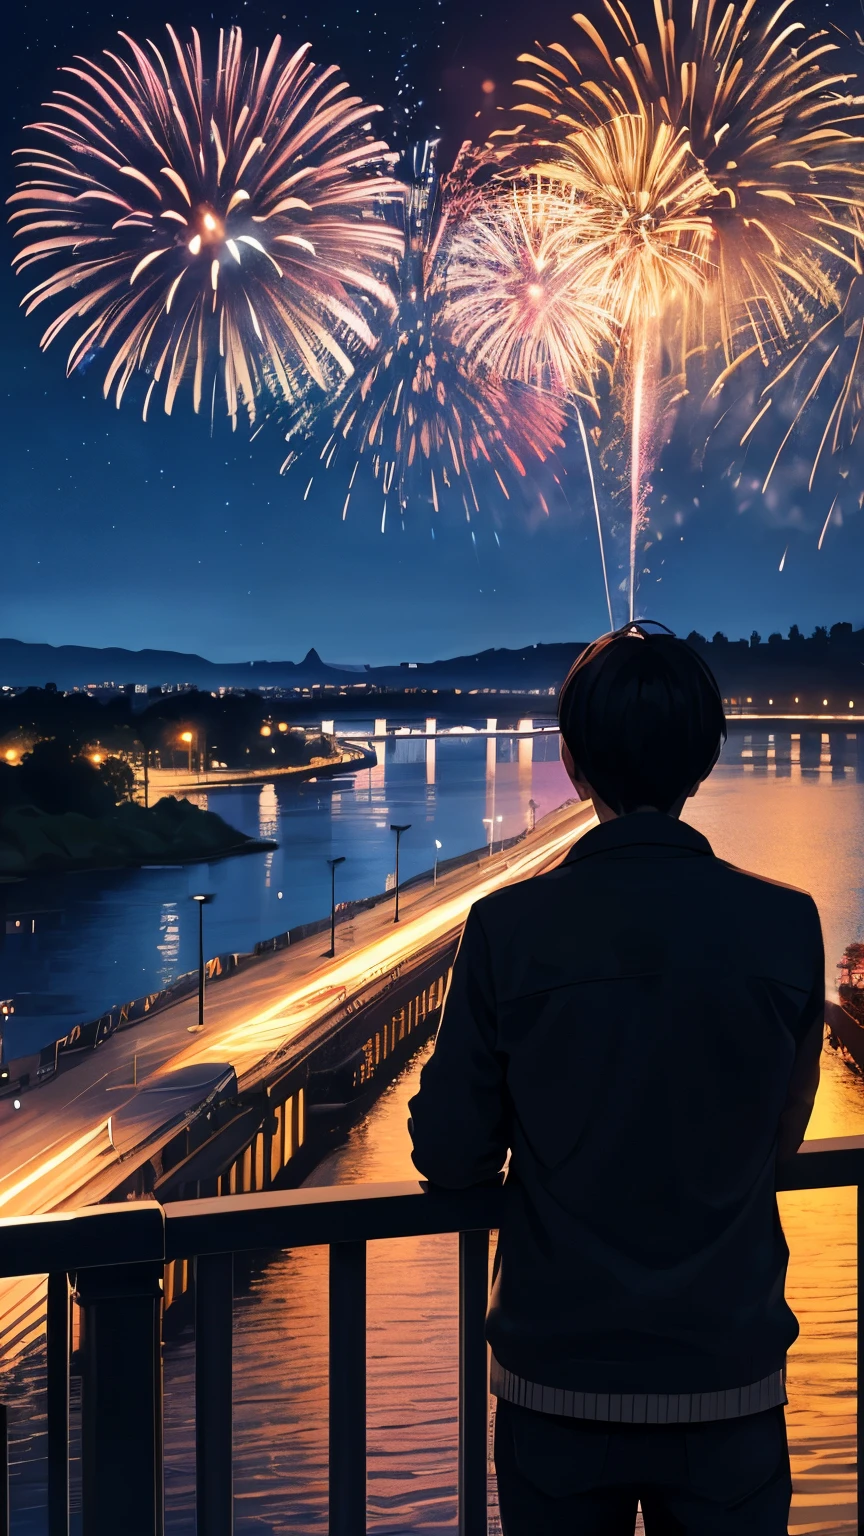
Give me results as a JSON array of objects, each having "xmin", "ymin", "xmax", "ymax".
[{"xmin": 0, "ymin": 1137, "xmax": 862, "ymax": 1536}]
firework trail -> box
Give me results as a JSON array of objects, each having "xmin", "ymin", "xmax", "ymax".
[
  {"xmin": 9, "ymin": 27, "xmax": 403, "ymax": 426},
  {"xmin": 508, "ymin": 0, "xmax": 864, "ymax": 613},
  {"xmin": 290, "ymin": 141, "xmax": 567, "ymax": 525},
  {"xmin": 510, "ymin": 109, "xmax": 715, "ymax": 617},
  {"xmin": 760, "ymin": 237, "xmax": 864, "ymax": 491},
  {"xmin": 818, "ymin": 497, "xmax": 838, "ymax": 548}
]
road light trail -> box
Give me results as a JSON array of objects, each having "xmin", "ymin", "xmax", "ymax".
[
  {"xmin": 0, "ymin": 800, "xmax": 596, "ymax": 1220},
  {"xmin": 175, "ymin": 804, "xmax": 597, "ymax": 1079}
]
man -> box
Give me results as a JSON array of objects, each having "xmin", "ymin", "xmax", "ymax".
[{"xmin": 409, "ymin": 624, "xmax": 824, "ymax": 1535}]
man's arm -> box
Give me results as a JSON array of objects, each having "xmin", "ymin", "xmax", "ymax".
[
  {"xmin": 408, "ymin": 905, "xmax": 509, "ymax": 1188},
  {"xmin": 777, "ymin": 918, "xmax": 825, "ymax": 1164}
]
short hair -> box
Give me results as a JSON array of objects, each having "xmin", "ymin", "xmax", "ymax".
[{"xmin": 557, "ymin": 623, "xmax": 727, "ymax": 815}]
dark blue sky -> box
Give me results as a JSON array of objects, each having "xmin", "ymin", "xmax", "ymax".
[{"xmin": 2, "ymin": 0, "xmax": 862, "ymax": 664}]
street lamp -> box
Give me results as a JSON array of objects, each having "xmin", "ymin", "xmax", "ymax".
[
  {"xmin": 433, "ymin": 839, "xmax": 442, "ymax": 887},
  {"xmin": 326, "ymin": 856, "xmax": 346, "ymax": 958},
  {"xmin": 190, "ymin": 894, "xmax": 215, "ymax": 1032},
  {"xmin": 180, "ymin": 730, "xmax": 193, "ymax": 773},
  {"xmin": 390, "ymin": 824, "xmax": 411, "ymax": 923},
  {"xmin": 483, "ymin": 817, "xmax": 493, "ymax": 856}
]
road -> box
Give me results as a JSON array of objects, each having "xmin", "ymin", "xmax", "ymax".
[{"xmin": 0, "ymin": 798, "xmax": 597, "ymax": 1224}]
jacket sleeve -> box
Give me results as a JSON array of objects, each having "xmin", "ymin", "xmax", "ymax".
[
  {"xmin": 777, "ymin": 902, "xmax": 825, "ymax": 1163},
  {"xmin": 408, "ymin": 904, "xmax": 509, "ymax": 1188}
]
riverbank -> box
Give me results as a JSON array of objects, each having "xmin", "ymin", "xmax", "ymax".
[{"xmin": 0, "ymin": 795, "xmax": 274, "ymax": 878}]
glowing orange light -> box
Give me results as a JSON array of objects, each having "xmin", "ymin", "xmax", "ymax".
[
  {"xmin": 260, "ymin": 726, "xmax": 272, "ymax": 737},
  {"xmin": 4, "ymin": 750, "xmax": 17, "ymax": 763},
  {"xmin": 91, "ymin": 753, "xmax": 103, "ymax": 764},
  {"xmin": 481, "ymin": 79, "xmax": 495, "ymax": 94},
  {"xmin": 277, "ymin": 722, "xmax": 288, "ymax": 732},
  {"xmin": 180, "ymin": 732, "xmax": 193, "ymax": 744}
]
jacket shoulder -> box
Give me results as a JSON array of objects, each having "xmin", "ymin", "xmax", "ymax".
[{"xmin": 715, "ymin": 857, "xmax": 819, "ymax": 913}]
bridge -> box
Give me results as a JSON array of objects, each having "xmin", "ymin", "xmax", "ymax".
[{"xmin": 0, "ymin": 1138, "xmax": 857, "ymax": 1535}]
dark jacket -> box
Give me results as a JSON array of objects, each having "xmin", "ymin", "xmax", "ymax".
[{"xmin": 408, "ymin": 812, "xmax": 824, "ymax": 1397}]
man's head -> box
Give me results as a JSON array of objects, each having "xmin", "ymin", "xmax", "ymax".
[{"xmin": 558, "ymin": 623, "xmax": 727, "ymax": 818}]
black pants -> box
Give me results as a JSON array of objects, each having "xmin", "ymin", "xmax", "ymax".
[{"xmin": 494, "ymin": 1399, "xmax": 791, "ymax": 1535}]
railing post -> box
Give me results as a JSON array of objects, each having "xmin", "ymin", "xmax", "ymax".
[
  {"xmin": 0, "ymin": 1403, "xmax": 8, "ymax": 1536},
  {"xmin": 46, "ymin": 1272, "xmax": 70, "ymax": 1536},
  {"xmin": 76, "ymin": 1261, "xmax": 164, "ymax": 1536},
  {"xmin": 329, "ymin": 1241, "xmax": 366, "ymax": 1536},
  {"xmin": 459, "ymin": 1230, "xmax": 489, "ymax": 1536},
  {"xmin": 859, "ymin": 1185, "xmax": 864, "ymax": 1536},
  {"xmin": 195, "ymin": 1252, "xmax": 234, "ymax": 1536}
]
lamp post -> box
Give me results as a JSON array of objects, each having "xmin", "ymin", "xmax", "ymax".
[
  {"xmin": 483, "ymin": 817, "xmax": 493, "ymax": 857},
  {"xmin": 180, "ymin": 730, "xmax": 193, "ymax": 774},
  {"xmin": 190, "ymin": 894, "xmax": 215, "ymax": 1032},
  {"xmin": 390, "ymin": 824, "xmax": 411, "ymax": 923},
  {"xmin": 433, "ymin": 839, "xmax": 442, "ymax": 887},
  {"xmin": 327, "ymin": 856, "xmax": 346, "ymax": 958},
  {"xmin": 528, "ymin": 798, "xmax": 537, "ymax": 832}
]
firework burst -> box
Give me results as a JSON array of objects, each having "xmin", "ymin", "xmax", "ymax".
[
  {"xmin": 507, "ymin": 0, "xmax": 864, "ymax": 613},
  {"xmin": 9, "ymin": 27, "xmax": 403, "ymax": 425},
  {"xmin": 519, "ymin": 110, "xmax": 717, "ymax": 616},
  {"xmin": 445, "ymin": 177, "xmax": 614, "ymax": 395},
  {"xmin": 515, "ymin": 0, "xmax": 864, "ymax": 369},
  {"xmin": 293, "ymin": 142, "xmax": 567, "ymax": 524}
]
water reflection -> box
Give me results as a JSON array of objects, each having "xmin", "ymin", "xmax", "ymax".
[
  {"xmin": 725, "ymin": 728, "xmax": 864, "ymax": 784},
  {"xmin": 7, "ymin": 735, "xmax": 864, "ymax": 1532},
  {"xmin": 212, "ymin": 748, "xmax": 864, "ymax": 1534},
  {"xmin": 0, "ymin": 731, "xmax": 570, "ymax": 1058}
]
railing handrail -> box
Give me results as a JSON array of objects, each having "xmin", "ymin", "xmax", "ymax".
[{"xmin": 1, "ymin": 1135, "xmax": 863, "ymax": 1277}]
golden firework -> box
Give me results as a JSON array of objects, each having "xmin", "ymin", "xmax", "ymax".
[
  {"xmin": 514, "ymin": 110, "xmax": 717, "ymax": 616},
  {"xmin": 760, "ymin": 223, "xmax": 864, "ymax": 490},
  {"xmin": 514, "ymin": 0, "xmax": 864, "ymax": 368}
]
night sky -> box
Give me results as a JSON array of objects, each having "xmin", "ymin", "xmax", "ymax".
[{"xmin": 2, "ymin": 0, "xmax": 862, "ymax": 665}]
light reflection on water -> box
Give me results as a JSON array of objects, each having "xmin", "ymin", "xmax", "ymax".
[
  {"xmin": 207, "ymin": 739, "xmax": 864, "ymax": 1534},
  {"xmin": 0, "ymin": 731, "xmax": 569, "ymax": 1058},
  {"xmin": 687, "ymin": 744, "xmax": 864, "ymax": 1533},
  {"xmin": 8, "ymin": 729, "xmax": 864, "ymax": 1532}
]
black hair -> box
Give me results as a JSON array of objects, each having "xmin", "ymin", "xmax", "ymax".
[{"xmin": 557, "ymin": 622, "xmax": 727, "ymax": 815}]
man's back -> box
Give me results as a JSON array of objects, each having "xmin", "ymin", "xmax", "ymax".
[{"xmin": 409, "ymin": 812, "xmax": 824, "ymax": 1405}]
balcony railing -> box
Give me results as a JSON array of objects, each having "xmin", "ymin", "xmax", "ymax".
[{"xmin": 0, "ymin": 1135, "xmax": 862, "ymax": 1536}]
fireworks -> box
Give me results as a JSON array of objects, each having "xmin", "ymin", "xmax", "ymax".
[
  {"xmin": 760, "ymin": 240, "xmax": 864, "ymax": 491},
  {"xmin": 516, "ymin": 0, "xmax": 864, "ymax": 368},
  {"xmin": 508, "ymin": 0, "xmax": 864, "ymax": 612},
  {"xmin": 9, "ymin": 27, "xmax": 403, "ymax": 425},
  {"xmin": 294, "ymin": 142, "xmax": 567, "ymax": 522},
  {"xmin": 521, "ymin": 111, "xmax": 716, "ymax": 615},
  {"xmin": 445, "ymin": 177, "xmax": 613, "ymax": 395}
]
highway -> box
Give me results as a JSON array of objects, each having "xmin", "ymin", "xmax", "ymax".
[{"xmin": 0, "ymin": 797, "xmax": 597, "ymax": 1224}]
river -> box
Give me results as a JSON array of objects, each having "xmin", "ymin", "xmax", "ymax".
[
  {"xmin": 5, "ymin": 723, "xmax": 864, "ymax": 1532},
  {"xmin": 0, "ymin": 727, "xmax": 567, "ymax": 1058}
]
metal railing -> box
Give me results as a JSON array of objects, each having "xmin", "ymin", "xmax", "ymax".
[{"xmin": 0, "ymin": 1136, "xmax": 862, "ymax": 1536}]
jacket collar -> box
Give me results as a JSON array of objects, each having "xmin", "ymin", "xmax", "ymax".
[{"xmin": 563, "ymin": 810, "xmax": 714, "ymax": 865}]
